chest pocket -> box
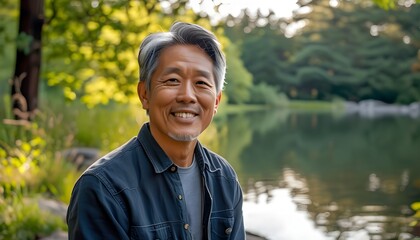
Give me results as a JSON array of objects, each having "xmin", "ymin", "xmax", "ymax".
[
  {"xmin": 210, "ymin": 209, "xmax": 234, "ymax": 239},
  {"xmin": 130, "ymin": 223, "xmax": 174, "ymax": 240}
]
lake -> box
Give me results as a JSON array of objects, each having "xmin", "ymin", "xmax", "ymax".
[{"xmin": 214, "ymin": 109, "xmax": 420, "ymax": 240}]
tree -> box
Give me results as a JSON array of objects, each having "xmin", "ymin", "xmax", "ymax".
[
  {"xmin": 42, "ymin": 0, "xmax": 206, "ymax": 107},
  {"xmin": 7, "ymin": 0, "xmax": 226, "ymax": 116},
  {"xmin": 224, "ymin": 43, "xmax": 253, "ymax": 104},
  {"xmin": 225, "ymin": 11, "xmax": 295, "ymax": 97},
  {"xmin": 290, "ymin": 0, "xmax": 420, "ymax": 102},
  {"xmin": 11, "ymin": 0, "xmax": 44, "ymax": 121},
  {"xmin": 223, "ymin": 0, "xmax": 420, "ymax": 103}
]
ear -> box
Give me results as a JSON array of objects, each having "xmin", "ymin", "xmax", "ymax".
[
  {"xmin": 214, "ymin": 92, "xmax": 222, "ymax": 114},
  {"xmin": 137, "ymin": 81, "xmax": 149, "ymax": 110}
]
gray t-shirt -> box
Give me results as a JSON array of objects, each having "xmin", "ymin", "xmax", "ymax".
[{"xmin": 177, "ymin": 159, "xmax": 203, "ymax": 240}]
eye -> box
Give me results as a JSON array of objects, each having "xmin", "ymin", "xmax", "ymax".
[
  {"xmin": 165, "ymin": 78, "xmax": 180, "ymax": 85},
  {"xmin": 196, "ymin": 80, "xmax": 212, "ymax": 87}
]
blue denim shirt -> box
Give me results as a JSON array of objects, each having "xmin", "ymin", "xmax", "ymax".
[{"xmin": 67, "ymin": 123, "xmax": 245, "ymax": 239}]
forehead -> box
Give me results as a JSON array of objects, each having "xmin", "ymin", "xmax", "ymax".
[{"xmin": 157, "ymin": 44, "xmax": 214, "ymax": 74}]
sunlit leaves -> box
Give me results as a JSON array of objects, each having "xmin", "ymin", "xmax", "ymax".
[
  {"xmin": 42, "ymin": 0, "xmax": 213, "ymax": 107},
  {"xmin": 372, "ymin": 0, "xmax": 420, "ymax": 10},
  {"xmin": 100, "ymin": 25, "xmax": 121, "ymax": 45},
  {"xmin": 63, "ymin": 87, "xmax": 76, "ymax": 101},
  {"xmin": 412, "ymin": 202, "xmax": 420, "ymax": 212},
  {"xmin": 410, "ymin": 201, "xmax": 420, "ymax": 228},
  {"xmin": 82, "ymin": 77, "xmax": 119, "ymax": 107},
  {"xmin": 0, "ymin": 135, "xmax": 46, "ymax": 192},
  {"xmin": 0, "ymin": 197, "xmax": 66, "ymax": 239}
]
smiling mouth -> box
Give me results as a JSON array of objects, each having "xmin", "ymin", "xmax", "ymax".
[{"xmin": 173, "ymin": 112, "xmax": 197, "ymax": 118}]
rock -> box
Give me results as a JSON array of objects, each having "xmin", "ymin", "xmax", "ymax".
[
  {"xmin": 246, "ymin": 231, "xmax": 268, "ymax": 240},
  {"xmin": 344, "ymin": 100, "xmax": 420, "ymax": 118},
  {"xmin": 39, "ymin": 230, "xmax": 67, "ymax": 240},
  {"xmin": 34, "ymin": 198, "xmax": 68, "ymax": 240},
  {"xmin": 37, "ymin": 198, "xmax": 68, "ymax": 221},
  {"xmin": 62, "ymin": 147, "xmax": 100, "ymax": 170}
]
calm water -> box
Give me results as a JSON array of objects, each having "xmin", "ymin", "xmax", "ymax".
[{"xmin": 216, "ymin": 109, "xmax": 420, "ymax": 240}]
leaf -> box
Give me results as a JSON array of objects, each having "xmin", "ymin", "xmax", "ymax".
[
  {"xmin": 21, "ymin": 142, "xmax": 31, "ymax": 153},
  {"xmin": 412, "ymin": 202, "xmax": 420, "ymax": 211}
]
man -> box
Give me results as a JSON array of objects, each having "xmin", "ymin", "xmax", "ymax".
[{"xmin": 67, "ymin": 22, "xmax": 245, "ymax": 239}]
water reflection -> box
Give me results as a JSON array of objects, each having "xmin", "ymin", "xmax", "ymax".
[{"xmin": 215, "ymin": 109, "xmax": 420, "ymax": 239}]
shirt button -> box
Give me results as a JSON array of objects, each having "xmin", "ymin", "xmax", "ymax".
[
  {"xmin": 170, "ymin": 166, "xmax": 177, "ymax": 172},
  {"xmin": 178, "ymin": 195, "xmax": 183, "ymax": 200},
  {"xmin": 184, "ymin": 223, "xmax": 189, "ymax": 230},
  {"xmin": 225, "ymin": 227, "xmax": 232, "ymax": 235}
]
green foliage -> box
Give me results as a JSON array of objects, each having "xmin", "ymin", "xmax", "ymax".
[
  {"xmin": 224, "ymin": 43, "xmax": 253, "ymax": 104},
  {"xmin": 72, "ymin": 103, "xmax": 148, "ymax": 150},
  {"xmin": 0, "ymin": 196, "xmax": 66, "ymax": 240},
  {"xmin": 0, "ymin": 112, "xmax": 80, "ymax": 200},
  {"xmin": 0, "ymin": 0, "xmax": 18, "ymax": 98},
  {"xmin": 0, "ymin": 93, "xmax": 82, "ymax": 236},
  {"xmin": 373, "ymin": 0, "xmax": 420, "ymax": 10},
  {"xmin": 225, "ymin": 1, "xmax": 420, "ymax": 104},
  {"xmin": 412, "ymin": 202, "xmax": 420, "ymax": 218},
  {"xmin": 239, "ymin": 25, "xmax": 296, "ymax": 88},
  {"xmin": 288, "ymin": 99, "xmax": 344, "ymax": 111},
  {"xmin": 42, "ymin": 0, "xmax": 219, "ymax": 107},
  {"xmin": 293, "ymin": 45, "xmax": 350, "ymax": 67},
  {"xmin": 373, "ymin": 0, "xmax": 396, "ymax": 10},
  {"xmin": 248, "ymin": 83, "xmax": 288, "ymax": 106},
  {"xmin": 410, "ymin": 201, "xmax": 420, "ymax": 232},
  {"xmin": 2, "ymin": 0, "xmax": 235, "ymax": 109}
]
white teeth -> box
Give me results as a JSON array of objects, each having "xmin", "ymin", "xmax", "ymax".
[{"xmin": 174, "ymin": 112, "xmax": 195, "ymax": 118}]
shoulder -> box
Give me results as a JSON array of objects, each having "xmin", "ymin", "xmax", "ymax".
[
  {"xmin": 85, "ymin": 137, "xmax": 140, "ymax": 173},
  {"xmin": 79, "ymin": 137, "xmax": 145, "ymax": 193}
]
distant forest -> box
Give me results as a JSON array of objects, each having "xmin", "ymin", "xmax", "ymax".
[
  {"xmin": 223, "ymin": 1, "xmax": 420, "ymax": 104},
  {"xmin": 1, "ymin": 0, "xmax": 419, "ymax": 111}
]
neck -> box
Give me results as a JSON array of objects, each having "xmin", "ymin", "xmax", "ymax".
[
  {"xmin": 151, "ymin": 131, "xmax": 197, "ymax": 168},
  {"xmin": 147, "ymin": 123, "xmax": 199, "ymax": 167},
  {"xmin": 165, "ymin": 140, "xmax": 196, "ymax": 167}
]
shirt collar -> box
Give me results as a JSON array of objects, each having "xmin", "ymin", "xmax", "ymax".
[{"xmin": 137, "ymin": 123, "xmax": 210, "ymax": 173}]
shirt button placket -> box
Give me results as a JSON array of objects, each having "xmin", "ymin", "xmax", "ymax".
[{"xmin": 171, "ymin": 164, "xmax": 188, "ymax": 236}]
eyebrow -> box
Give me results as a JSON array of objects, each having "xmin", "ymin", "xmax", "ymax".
[
  {"xmin": 196, "ymin": 70, "xmax": 212, "ymax": 79},
  {"xmin": 162, "ymin": 67, "xmax": 182, "ymax": 76}
]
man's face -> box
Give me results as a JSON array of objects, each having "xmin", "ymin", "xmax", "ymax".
[{"xmin": 138, "ymin": 44, "xmax": 221, "ymax": 143}]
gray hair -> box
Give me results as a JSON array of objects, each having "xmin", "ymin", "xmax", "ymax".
[{"xmin": 138, "ymin": 22, "xmax": 226, "ymax": 93}]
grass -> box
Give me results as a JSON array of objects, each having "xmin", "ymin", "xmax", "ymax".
[
  {"xmin": 220, "ymin": 103, "xmax": 271, "ymax": 114},
  {"xmin": 287, "ymin": 99, "xmax": 345, "ymax": 111},
  {"xmin": 0, "ymin": 196, "xmax": 66, "ymax": 240},
  {"xmin": 0, "ymin": 91, "xmax": 81, "ymax": 238},
  {"xmin": 219, "ymin": 99, "xmax": 345, "ymax": 115}
]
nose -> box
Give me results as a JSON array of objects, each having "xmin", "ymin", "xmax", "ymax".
[{"xmin": 176, "ymin": 81, "xmax": 197, "ymax": 103}]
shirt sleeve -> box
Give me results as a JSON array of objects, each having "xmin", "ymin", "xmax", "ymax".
[{"xmin": 66, "ymin": 174, "xmax": 129, "ymax": 240}]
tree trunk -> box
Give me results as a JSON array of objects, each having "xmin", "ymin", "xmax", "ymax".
[{"xmin": 11, "ymin": 0, "xmax": 44, "ymax": 121}]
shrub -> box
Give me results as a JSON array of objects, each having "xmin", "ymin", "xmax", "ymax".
[{"xmin": 0, "ymin": 196, "xmax": 66, "ymax": 240}]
